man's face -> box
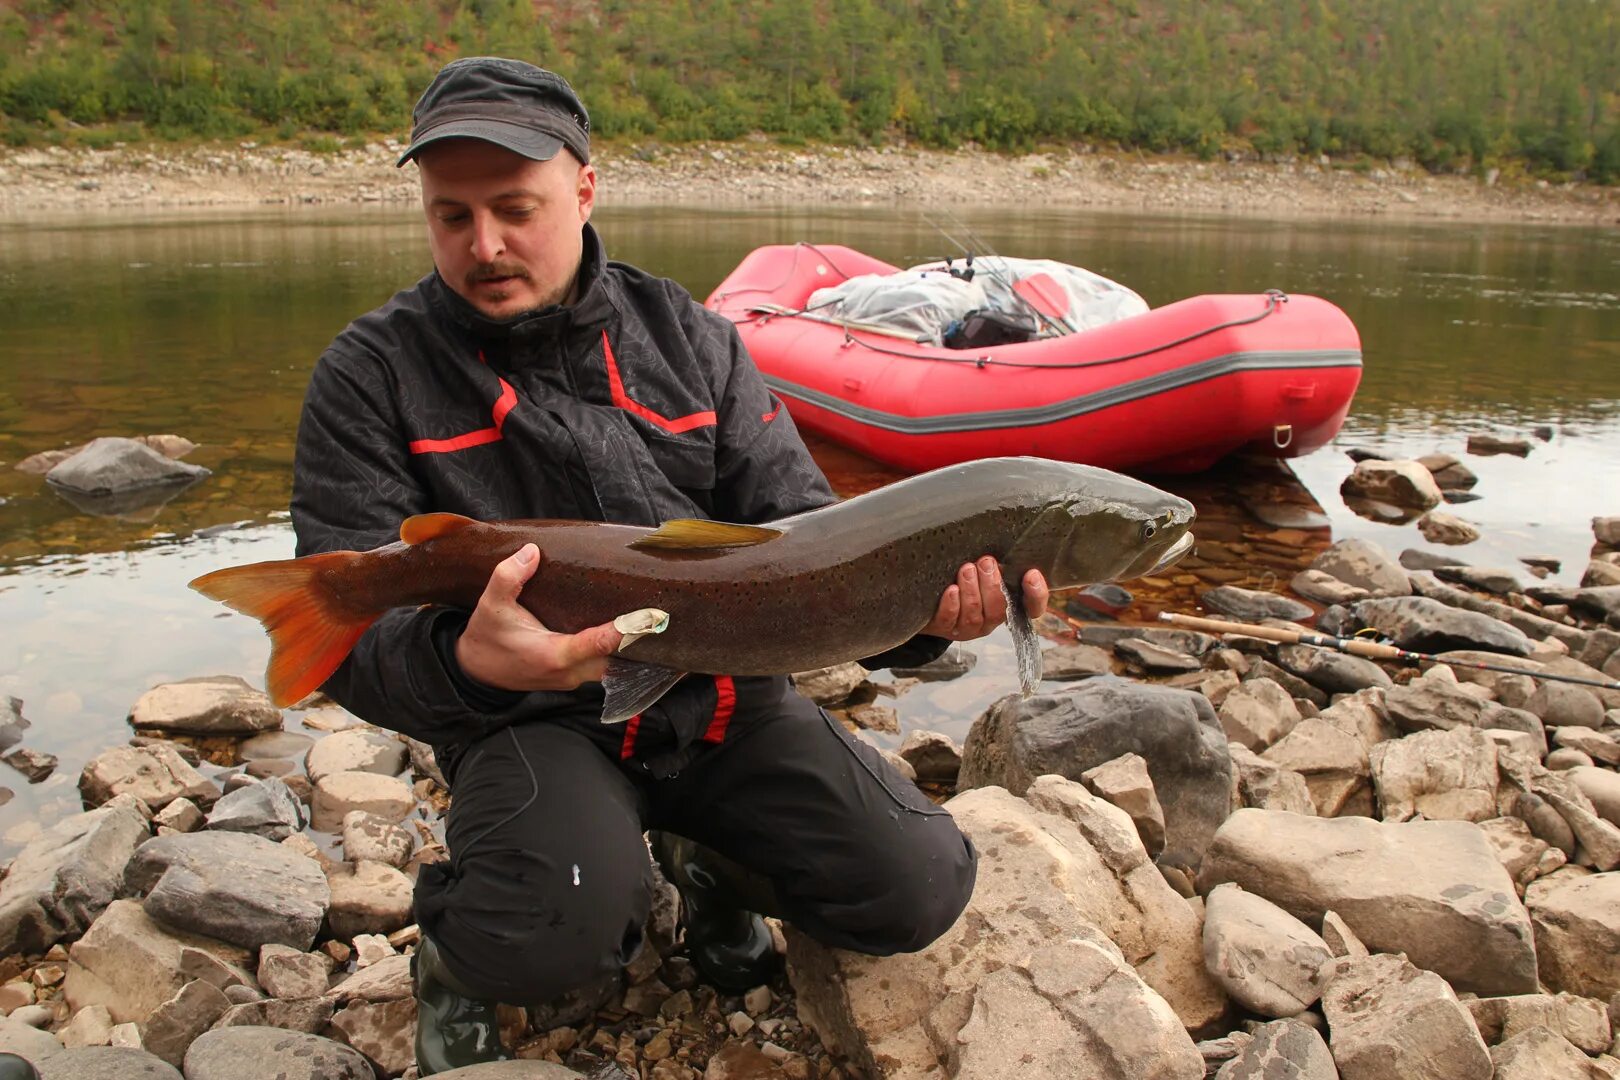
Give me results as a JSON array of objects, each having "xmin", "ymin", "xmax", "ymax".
[{"xmin": 417, "ymin": 139, "xmax": 597, "ymax": 320}]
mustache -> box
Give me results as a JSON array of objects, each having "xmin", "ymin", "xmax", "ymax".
[{"xmin": 467, "ymin": 262, "xmax": 530, "ymax": 285}]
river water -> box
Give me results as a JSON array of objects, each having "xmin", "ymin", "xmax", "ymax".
[{"xmin": 1, "ymin": 203, "xmax": 1617, "ymax": 854}]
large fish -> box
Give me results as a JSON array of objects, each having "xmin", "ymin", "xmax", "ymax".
[{"xmin": 190, "ymin": 457, "xmax": 1195, "ymax": 722}]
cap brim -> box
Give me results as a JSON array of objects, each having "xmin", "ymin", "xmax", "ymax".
[{"xmin": 396, "ymin": 117, "xmax": 566, "ymax": 167}]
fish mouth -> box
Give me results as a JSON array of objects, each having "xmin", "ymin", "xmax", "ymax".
[{"xmin": 1147, "ymin": 531, "xmax": 1195, "ymax": 575}]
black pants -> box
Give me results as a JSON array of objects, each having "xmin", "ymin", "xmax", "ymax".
[{"xmin": 412, "ymin": 684, "xmax": 978, "ymax": 1004}]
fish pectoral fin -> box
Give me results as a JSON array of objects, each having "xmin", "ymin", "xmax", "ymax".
[
  {"xmin": 1000, "ymin": 573, "xmax": 1043, "ymax": 698},
  {"xmin": 400, "ymin": 512, "xmax": 480, "ymax": 545},
  {"xmin": 628, "ymin": 519, "xmax": 783, "ymax": 552},
  {"xmin": 600, "ymin": 659, "xmax": 687, "ymax": 725}
]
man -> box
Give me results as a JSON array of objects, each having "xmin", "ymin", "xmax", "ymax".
[{"xmin": 291, "ymin": 56, "xmax": 1049, "ymax": 1074}]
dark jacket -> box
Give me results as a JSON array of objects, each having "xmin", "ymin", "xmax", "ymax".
[{"xmin": 291, "ymin": 225, "xmax": 943, "ymax": 768}]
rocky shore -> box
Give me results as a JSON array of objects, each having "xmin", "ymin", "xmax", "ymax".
[
  {"xmin": 4, "ymin": 138, "xmax": 1619, "ymax": 225},
  {"xmin": 0, "ymin": 464, "xmax": 1617, "ymax": 1076}
]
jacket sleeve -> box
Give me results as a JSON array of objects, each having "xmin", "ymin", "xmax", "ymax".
[
  {"xmin": 290, "ymin": 347, "xmax": 524, "ymax": 744},
  {"xmin": 697, "ymin": 308, "xmax": 951, "ymax": 672}
]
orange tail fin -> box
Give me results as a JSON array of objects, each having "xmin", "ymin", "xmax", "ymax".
[{"xmin": 189, "ymin": 552, "xmax": 379, "ymax": 707}]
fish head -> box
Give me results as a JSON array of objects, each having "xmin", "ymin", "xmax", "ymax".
[{"xmin": 1009, "ymin": 463, "xmax": 1196, "ymax": 588}]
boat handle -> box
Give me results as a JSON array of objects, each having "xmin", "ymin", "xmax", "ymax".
[{"xmin": 1273, "ymin": 424, "xmax": 1294, "ymax": 449}]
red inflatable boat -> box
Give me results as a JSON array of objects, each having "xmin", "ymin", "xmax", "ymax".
[{"xmin": 705, "ymin": 243, "xmax": 1362, "ymax": 474}]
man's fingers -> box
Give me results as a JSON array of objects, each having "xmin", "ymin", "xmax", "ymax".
[
  {"xmin": 976, "ymin": 558, "xmax": 1006, "ymax": 625},
  {"xmin": 955, "ymin": 562, "xmax": 983, "ymax": 629},
  {"xmin": 484, "ymin": 543, "xmax": 542, "ymax": 610},
  {"xmin": 1023, "ymin": 570, "xmax": 1050, "ymax": 619}
]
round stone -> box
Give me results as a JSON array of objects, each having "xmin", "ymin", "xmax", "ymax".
[
  {"xmin": 36, "ymin": 1045, "xmax": 181, "ymax": 1079},
  {"xmin": 239, "ymin": 730, "xmax": 315, "ymax": 761},
  {"xmin": 304, "ymin": 729, "xmax": 408, "ymax": 785},
  {"xmin": 183, "ymin": 1028, "xmax": 372, "ymax": 1080}
]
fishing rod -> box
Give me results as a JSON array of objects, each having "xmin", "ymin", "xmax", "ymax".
[
  {"xmin": 921, "ymin": 209, "xmax": 1076, "ymax": 337},
  {"xmin": 937, "ymin": 207, "xmax": 1081, "ymax": 337},
  {"xmin": 1157, "ymin": 612, "xmax": 1620, "ymax": 692}
]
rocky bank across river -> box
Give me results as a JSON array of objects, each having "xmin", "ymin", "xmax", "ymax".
[
  {"xmin": 4, "ymin": 137, "xmax": 1619, "ymax": 225},
  {"xmin": 1, "ymin": 454, "xmax": 1619, "ymax": 1077}
]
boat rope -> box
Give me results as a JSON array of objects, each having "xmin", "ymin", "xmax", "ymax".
[{"xmin": 758, "ymin": 289, "xmax": 1290, "ymax": 371}]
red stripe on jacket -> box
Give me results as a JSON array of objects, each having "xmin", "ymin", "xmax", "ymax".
[
  {"xmin": 619, "ymin": 714, "xmax": 643, "ymax": 760},
  {"xmin": 409, "ymin": 352, "xmax": 516, "ymax": 455},
  {"xmin": 602, "ymin": 331, "xmax": 716, "ymax": 434},
  {"xmin": 702, "ymin": 676, "xmax": 736, "ymax": 743}
]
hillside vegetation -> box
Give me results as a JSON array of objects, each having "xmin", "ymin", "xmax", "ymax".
[{"xmin": 2, "ymin": 0, "xmax": 1617, "ymax": 181}]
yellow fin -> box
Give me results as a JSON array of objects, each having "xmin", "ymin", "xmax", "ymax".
[
  {"xmin": 400, "ymin": 513, "xmax": 479, "ymax": 545},
  {"xmin": 628, "ymin": 519, "xmax": 782, "ymax": 552}
]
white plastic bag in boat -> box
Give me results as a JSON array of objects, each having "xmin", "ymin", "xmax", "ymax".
[
  {"xmin": 910, "ymin": 256, "xmax": 1149, "ymax": 334},
  {"xmin": 807, "ymin": 269, "xmax": 987, "ymax": 345}
]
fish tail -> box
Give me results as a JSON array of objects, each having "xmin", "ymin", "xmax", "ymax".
[{"xmin": 189, "ymin": 552, "xmax": 378, "ymax": 707}]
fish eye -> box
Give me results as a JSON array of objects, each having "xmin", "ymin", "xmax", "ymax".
[{"xmin": 1142, "ymin": 521, "xmax": 1157, "ymax": 540}]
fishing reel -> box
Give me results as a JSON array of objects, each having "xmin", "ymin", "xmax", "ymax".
[{"xmin": 943, "ymin": 253, "xmax": 976, "ymax": 282}]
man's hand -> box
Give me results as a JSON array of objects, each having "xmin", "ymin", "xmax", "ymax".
[
  {"xmin": 454, "ymin": 544, "xmax": 626, "ymax": 692},
  {"xmin": 920, "ymin": 558, "xmax": 1050, "ymax": 641}
]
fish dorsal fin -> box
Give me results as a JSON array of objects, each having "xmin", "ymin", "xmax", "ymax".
[
  {"xmin": 628, "ymin": 519, "xmax": 782, "ymax": 552},
  {"xmin": 400, "ymin": 513, "xmax": 479, "ymax": 545}
]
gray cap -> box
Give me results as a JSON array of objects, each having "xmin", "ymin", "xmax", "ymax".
[{"xmin": 397, "ymin": 56, "xmax": 591, "ymax": 167}]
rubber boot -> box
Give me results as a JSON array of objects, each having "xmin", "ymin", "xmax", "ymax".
[
  {"xmin": 413, "ymin": 933, "xmax": 513, "ymax": 1075},
  {"xmin": 650, "ymin": 832, "xmax": 780, "ymax": 992},
  {"xmin": 0, "ymin": 1054, "xmax": 39, "ymax": 1080}
]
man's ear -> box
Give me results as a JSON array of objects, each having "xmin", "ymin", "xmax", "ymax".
[{"xmin": 577, "ymin": 163, "xmax": 597, "ymax": 224}]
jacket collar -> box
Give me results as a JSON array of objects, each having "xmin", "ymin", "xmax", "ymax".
[{"xmin": 427, "ymin": 222, "xmax": 612, "ymax": 343}]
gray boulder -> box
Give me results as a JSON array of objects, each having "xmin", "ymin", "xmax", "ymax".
[
  {"xmin": 1345, "ymin": 596, "xmax": 1532, "ymax": 656},
  {"xmin": 124, "ymin": 832, "xmax": 330, "ymax": 951},
  {"xmin": 128, "ymin": 676, "xmax": 281, "ymax": 736},
  {"xmin": 1202, "ymin": 810, "xmax": 1538, "ymax": 995},
  {"xmin": 0, "ymin": 1017, "xmax": 64, "ymax": 1063},
  {"xmin": 959, "ymin": 678, "xmax": 1233, "ymax": 867},
  {"xmin": 44, "ymin": 436, "xmax": 208, "ymax": 495},
  {"xmin": 1275, "ymin": 643, "xmax": 1392, "ymax": 694},
  {"xmin": 1202, "ymin": 884, "xmax": 1330, "ymax": 1017},
  {"xmin": 1340, "ymin": 459, "xmax": 1444, "ymax": 511},
  {"xmin": 35, "ymin": 1045, "xmax": 182, "ymax": 1079},
  {"xmin": 1309, "ymin": 538, "xmax": 1411, "ymax": 597},
  {"xmin": 1200, "ymin": 586, "xmax": 1313, "ymax": 623},
  {"xmin": 0, "ymin": 796, "xmax": 149, "ymax": 955},
  {"xmin": 182, "ymin": 1027, "xmax": 373, "ymax": 1080},
  {"xmin": 204, "ymin": 777, "xmax": 304, "ymax": 841}
]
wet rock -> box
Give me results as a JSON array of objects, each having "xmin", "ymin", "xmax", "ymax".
[
  {"xmin": 310, "ymin": 770, "xmax": 415, "ymax": 832},
  {"xmin": 1201, "ymin": 884, "xmax": 1330, "ymax": 1016},
  {"xmin": 327, "ymin": 996, "xmax": 416, "ymax": 1077},
  {"xmin": 340, "ymin": 810, "xmax": 414, "ymax": 867},
  {"xmin": 0, "ymin": 796, "xmax": 150, "ymax": 955},
  {"xmin": 1200, "ymin": 586, "xmax": 1314, "ymax": 623},
  {"xmin": 323, "ymin": 860, "xmax": 413, "ymax": 939},
  {"xmin": 1115, "ymin": 639, "xmax": 1200, "ymax": 672},
  {"xmin": 1080, "ymin": 753, "xmax": 1166, "ymax": 858},
  {"xmin": 63, "ymin": 899, "xmax": 247, "ymax": 1024},
  {"xmin": 124, "ymin": 831, "xmax": 330, "ymax": 951},
  {"xmin": 2, "ymin": 746, "xmax": 56, "ymax": 783},
  {"xmin": 1202, "ymin": 810, "xmax": 1538, "ymax": 995},
  {"xmin": 1384, "ymin": 678, "xmax": 1546, "ymax": 753},
  {"xmin": 1467, "ymin": 992, "xmax": 1613, "ymax": 1053},
  {"xmin": 788, "ymin": 663, "xmax": 868, "ymax": 704},
  {"xmin": 79, "ymin": 744, "xmax": 219, "ymax": 811},
  {"xmin": 1467, "ymin": 433, "xmax": 1533, "ymax": 457},
  {"xmin": 204, "ymin": 776, "xmax": 304, "ymax": 841},
  {"xmin": 1309, "ymin": 538, "xmax": 1411, "ymax": 597},
  {"xmin": 1213, "ymin": 1017, "xmax": 1335, "ymax": 1080},
  {"xmin": 1419, "ymin": 453, "xmax": 1479, "ymax": 491},
  {"xmin": 896, "ymin": 729, "xmax": 961, "ymax": 785},
  {"xmin": 1434, "ymin": 563, "xmax": 1523, "ymax": 596},
  {"xmin": 1260, "ymin": 718, "xmax": 1371, "ymax": 818},
  {"xmin": 886, "ymin": 643, "xmax": 977, "ymax": 680},
  {"xmin": 1401, "ymin": 548, "xmax": 1469, "ymax": 571},
  {"xmin": 1290, "ymin": 569, "xmax": 1370, "ymax": 606},
  {"xmin": 1040, "ymin": 642, "xmax": 1113, "ymax": 680},
  {"xmin": 35, "ymin": 1045, "xmax": 183, "ymax": 1079},
  {"xmin": 1347, "ymin": 596, "xmax": 1532, "ymax": 656},
  {"xmin": 0, "ymin": 697, "xmax": 30, "ymax": 754},
  {"xmin": 1526, "ymin": 584, "xmax": 1620, "ymax": 627},
  {"xmin": 1341, "ymin": 459, "xmax": 1444, "ymax": 511},
  {"xmin": 1229, "ymin": 744, "xmax": 1315, "ymax": 814},
  {"xmin": 1318, "ymin": 952, "xmax": 1491, "ymax": 1080},
  {"xmin": 128, "ymin": 675, "xmax": 281, "ymax": 735},
  {"xmin": 958, "ymin": 678, "xmax": 1233, "ymax": 867},
  {"xmin": 239, "ymin": 730, "xmax": 314, "ymax": 760},
  {"xmin": 1417, "ymin": 509, "xmax": 1480, "ymax": 545},
  {"xmin": 44, "ymin": 436, "xmax": 209, "ymax": 495},
  {"xmin": 788, "ymin": 781, "xmax": 1207, "ymax": 1079},
  {"xmin": 1528, "ymin": 871, "xmax": 1620, "ymax": 999},
  {"xmin": 1218, "ymin": 678, "xmax": 1302, "ymax": 750},
  {"xmin": 141, "ymin": 978, "xmax": 230, "ymax": 1065},
  {"xmin": 401, "ymin": 735, "xmax": 447, "ymax": 788},
  {"xmin": 1276, "ymin": 643, "xmax": 1392, "ymax": 695},
  {"xmin": 846, "ymin": 702, "xmax": 898, "ymax": 733},
  {"xmin": 183, "ymin": 1027, "xmax": 374, "ymax": 1079},
  {"xmin": 1369, "ymin": 726, "xmax": 1499, "ymax": 823},
  {"xmin": 303, "ymin": 728, "xmax": 408, "ymax": 785}
]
